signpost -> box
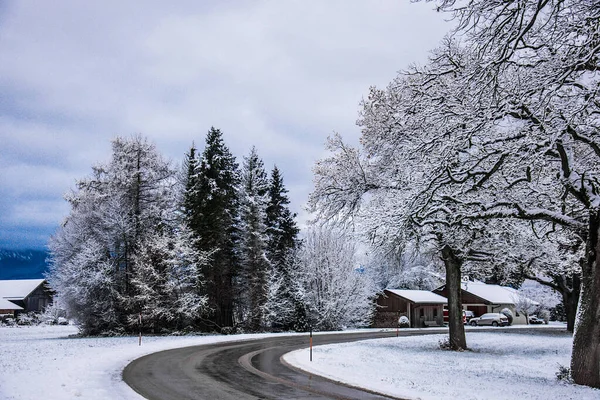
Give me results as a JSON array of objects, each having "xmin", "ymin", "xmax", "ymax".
[
  {"xmin": 309, "ymin": 327, "xmax": 313, "ymax": 362},
  {"xmin": 138, "ymin": 313, "xmax": 142, "ymax": 346}
]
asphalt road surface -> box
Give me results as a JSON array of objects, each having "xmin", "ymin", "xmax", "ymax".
[{"xmin": 123, "ymin": 329, "xmax": 450, "ymax": 400}]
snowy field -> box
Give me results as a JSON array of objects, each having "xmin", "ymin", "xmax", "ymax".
[
  {"xmin": 284, "ymin": 327, "xmax": 600, "ymax": 400},
  {"xmin": 0, "ymin": 325, "xmax": 280, "ymax": 400}
]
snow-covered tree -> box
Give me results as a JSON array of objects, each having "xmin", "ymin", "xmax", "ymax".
[
  {"xmin": 309, "ymin": 126, "xmax": 495, "ymax": 349},
  {"xmin": 502, "ymin": 228, "xmax": 583, "ymax": 331},
  {"xmin": 365, "ymin": 245, "xmax": 443, "ymax": 291},
  {"xmin": 513, "ymin": 291, "xmax": 538, "ymax": 325},
  {"xmin": 263, "ymin": 165, "xmax": 300, "ymax": 331},
  {"xmin": 409, "ymin": 0, "xmax": 600, "ymax": 387},
  {"xmin": 263, "ymin": 248, "xmax": 307, "ymax": 331},
  {"xmin": 130, "ymin": 226, "xmax": 209, "ymax": 332},
  {"xmin": 185, "ymin": 127, "xmax": 240, "ymax": 331},
  {"xmin": 48, "ymin": 135, "xmax": 208, "ymax": 335},
  {"xmin": 237, "ymin": 147, "xmax": 270, "ymax": 331},
  {"xmin": 266, "ymin": 165, "xmax": 299, "ymax": 264},
  {"xmin": 180, "ymin": 143, "xmax": 200, "ymax": 223},
  {"xmin": 49, "ymin": 236, "xmax": 120, "ymax": 333},
  {"xmin": 295, "ymin": 226, "xmax": 377, "ymax": 331}
]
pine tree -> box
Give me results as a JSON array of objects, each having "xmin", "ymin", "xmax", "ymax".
[
  {"xmin": 263, "ymin": 166, "xmax": 301, "ymax": 331},
  {"xmin": 189, "ymin": 127, "xmax": 240, "ymax": 331},
  {"xmin": 181, "ymin": 143, "xmax": 199, "ymax": 223},
  {"xmin": 266, "ymin": 166, "xmax": 299, "ymax": 263},
  {"xmin": 238, "ymin": 147, "xmax": 270, "ymax": 331}
]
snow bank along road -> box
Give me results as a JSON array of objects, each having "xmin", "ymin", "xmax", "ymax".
[{"xmin": 124, "ymin": 328, "xmax": 532, "ymax": 400}]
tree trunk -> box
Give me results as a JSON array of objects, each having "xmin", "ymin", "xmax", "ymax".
[
  {"xmin": 563, "ymin": 274, "xmax": 580, "ymax": 333},
  {"xmin": 571, "ymin": 210, "xmax": 600, "ymax": 388},
  {"xmin": 524, "ymin": 271, "xmax": 580, "ymax": 332},
  {"xmin": 441, "ymin": 245, "xmax": 467, "ymax": 350}
]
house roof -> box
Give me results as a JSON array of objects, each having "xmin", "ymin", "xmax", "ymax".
[
  {"xmin": 385, "ymin": 289, "xmax": 448, "ymax": 304},
  {"xmin": 460, "ymin": 281, "xmax": 519, "ymax": 304},
  {"xmin": 0, "ymin": 298, "xmax": 23, "ymax": 310},
  {"xmin": 0, "ymin": 279, "xmax": 46, "ymax": 300}
]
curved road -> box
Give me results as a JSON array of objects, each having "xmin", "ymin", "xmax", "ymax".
[{"xmin": 123, "ymin": 329, "xmax": 449, "ymax": 400}]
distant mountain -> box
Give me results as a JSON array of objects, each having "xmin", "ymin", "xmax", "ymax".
[{"xmin": 0, "ymin": 249, "xmax": 49, "ymax": 280}]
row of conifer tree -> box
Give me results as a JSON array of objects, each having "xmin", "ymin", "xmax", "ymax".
[{"xmin": 48, "ymin": 128, "xmax": 306, "ymax": 335}]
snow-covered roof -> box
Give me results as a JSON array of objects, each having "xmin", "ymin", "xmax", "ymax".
[
  {"xmin": 460, "ymin": 281, "xmax": 520, "ymax": 304},
  {"xmin": 385, "ymin": 289, "xmax": 447, "ymax": 304},
  {"xmin": 0, "ymin": 298, "xmax": 23, "ymax": 310},
  {"xmin": 0, "ymin": 279, "xmax": 46, "ymax": 300}
]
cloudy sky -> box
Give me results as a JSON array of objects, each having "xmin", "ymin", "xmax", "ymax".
[{"xmin": 0, "ymin": 1, "xmax": 452, "ymax": 250}]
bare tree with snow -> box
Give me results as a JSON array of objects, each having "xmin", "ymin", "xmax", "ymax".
[
  {"xmin": 294, "ymin": 225, "xmax": 377, "ymax": 331},
  {"xmin": 48, "ymin": 135, "xmax": 209, "ymax": 335}
]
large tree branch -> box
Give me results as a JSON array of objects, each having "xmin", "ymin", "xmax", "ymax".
[{"xmin": 447, "ymin": 200, "xmax": 588, "ymax": 229}]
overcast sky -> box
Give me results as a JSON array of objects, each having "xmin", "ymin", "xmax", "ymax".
[{"xmin": 0, "ymin": 1, "xmax": 452, "ymax": 250}]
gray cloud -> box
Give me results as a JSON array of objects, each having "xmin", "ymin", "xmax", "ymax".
[{"xmin": 0, "ymin": 0, "xmax": 452, "ymax": 249}]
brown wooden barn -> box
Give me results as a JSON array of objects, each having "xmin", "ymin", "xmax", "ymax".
[
  {"xmin": 373, "ymin": 289, "xmax": 447, "ymax": 328},
  {"xmin": 0, "ymin": 279, "xmax": 53, "ymax": 314}
]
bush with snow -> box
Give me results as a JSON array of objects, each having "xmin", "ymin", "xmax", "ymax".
[
  {"xmin": 17, "ymin": 312, "xmax": 39, "ymax": 325},
  {"xmin": 42, "ymin": 302, "xmax": 67, "ymax": 325},
  {"xmin": 1, "ymin": 316, "xmax": 16, "ymax": 326},
  {"xmin": 398, "ymin": 316, "xmax": 410, "ymax": 328}
]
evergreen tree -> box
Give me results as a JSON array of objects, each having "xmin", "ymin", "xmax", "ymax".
[
  {"xmin": 130, "ymin": 225, "xmax": 208, "ymax": 333},
  {"xmin": 181, "ymin": 143, "xmax": 199, "ymax": 223},
  {"xmin": 263, "ymin": 166, "xmax": 301, "ymax": 330},
  {"xmin": 188, "ymin": 127, "xmax": 240, "ymax": 330},
  {"xmin": 266, "ymin": 166, "xmax": 299, "ymax": 263},
  {"xmin": 238, "ymin": 147, "xmax": 270, "ymax": 331}
]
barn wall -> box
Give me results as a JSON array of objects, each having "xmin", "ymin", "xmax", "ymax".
[
  {"xmin": 373, "ymin": 292, "xmax": 411, "ymax": 327},
  {"xmin": 24, "ymin": 285, "xmax": 53, "ymax": 312}
]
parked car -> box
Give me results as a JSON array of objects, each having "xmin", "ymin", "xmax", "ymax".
[
  {"xmin": 469, "ymin": 313, "xmax": 509, "ymax": 327},
  {"xmin": 463, "ymin": 310, "xmax": 475, "ymax": 324},
  {"xmin": 528, "ymin": 315, "xmax": 544, "ymax": 324},
  {"xmin": 444, "ymin": 309, "xmax": 475, "ymax": 325}
]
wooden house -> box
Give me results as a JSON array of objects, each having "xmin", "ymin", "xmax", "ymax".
[
  {"xmin": 0, "ymin": 279, "xmax": 53, "ymax": 315},
  {"xmin": 373, "ymin": 289, "xmax": 447, "ymax": 328}
]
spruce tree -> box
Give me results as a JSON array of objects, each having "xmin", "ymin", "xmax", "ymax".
[
  {"xmin": 266, "ymin": 166, "xmax": 299, "ymax": 261},
  {"xmin": 264, "ymin": 165, "xmax": 301, "ymax": 331},
  {"xmin": 238, "ymin": 147, "xmax": 270, "ymax": 331},
  {"xmin": 181, "ymin": 144, "xmax": 199, "ymax": 223},
  {"xmin": 189, "ymin": 127, "xmax": 240, "ymax": 330}
]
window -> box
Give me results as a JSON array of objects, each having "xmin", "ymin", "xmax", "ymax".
[{"xmin": 433, "ymin": 308, "xmax": 438, "ymax": 317}]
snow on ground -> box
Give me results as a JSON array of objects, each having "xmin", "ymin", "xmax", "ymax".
[
  {"xmin": 2, "ymin": 324, "xmax": 598, "ymax": 400},
  {"xmin": 0, "ymin": 324, "xmax": 281, "ymax": 400},
  {"xmin": 284, "ymin": 327, "xmax": 600, "ymax": 400}
]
